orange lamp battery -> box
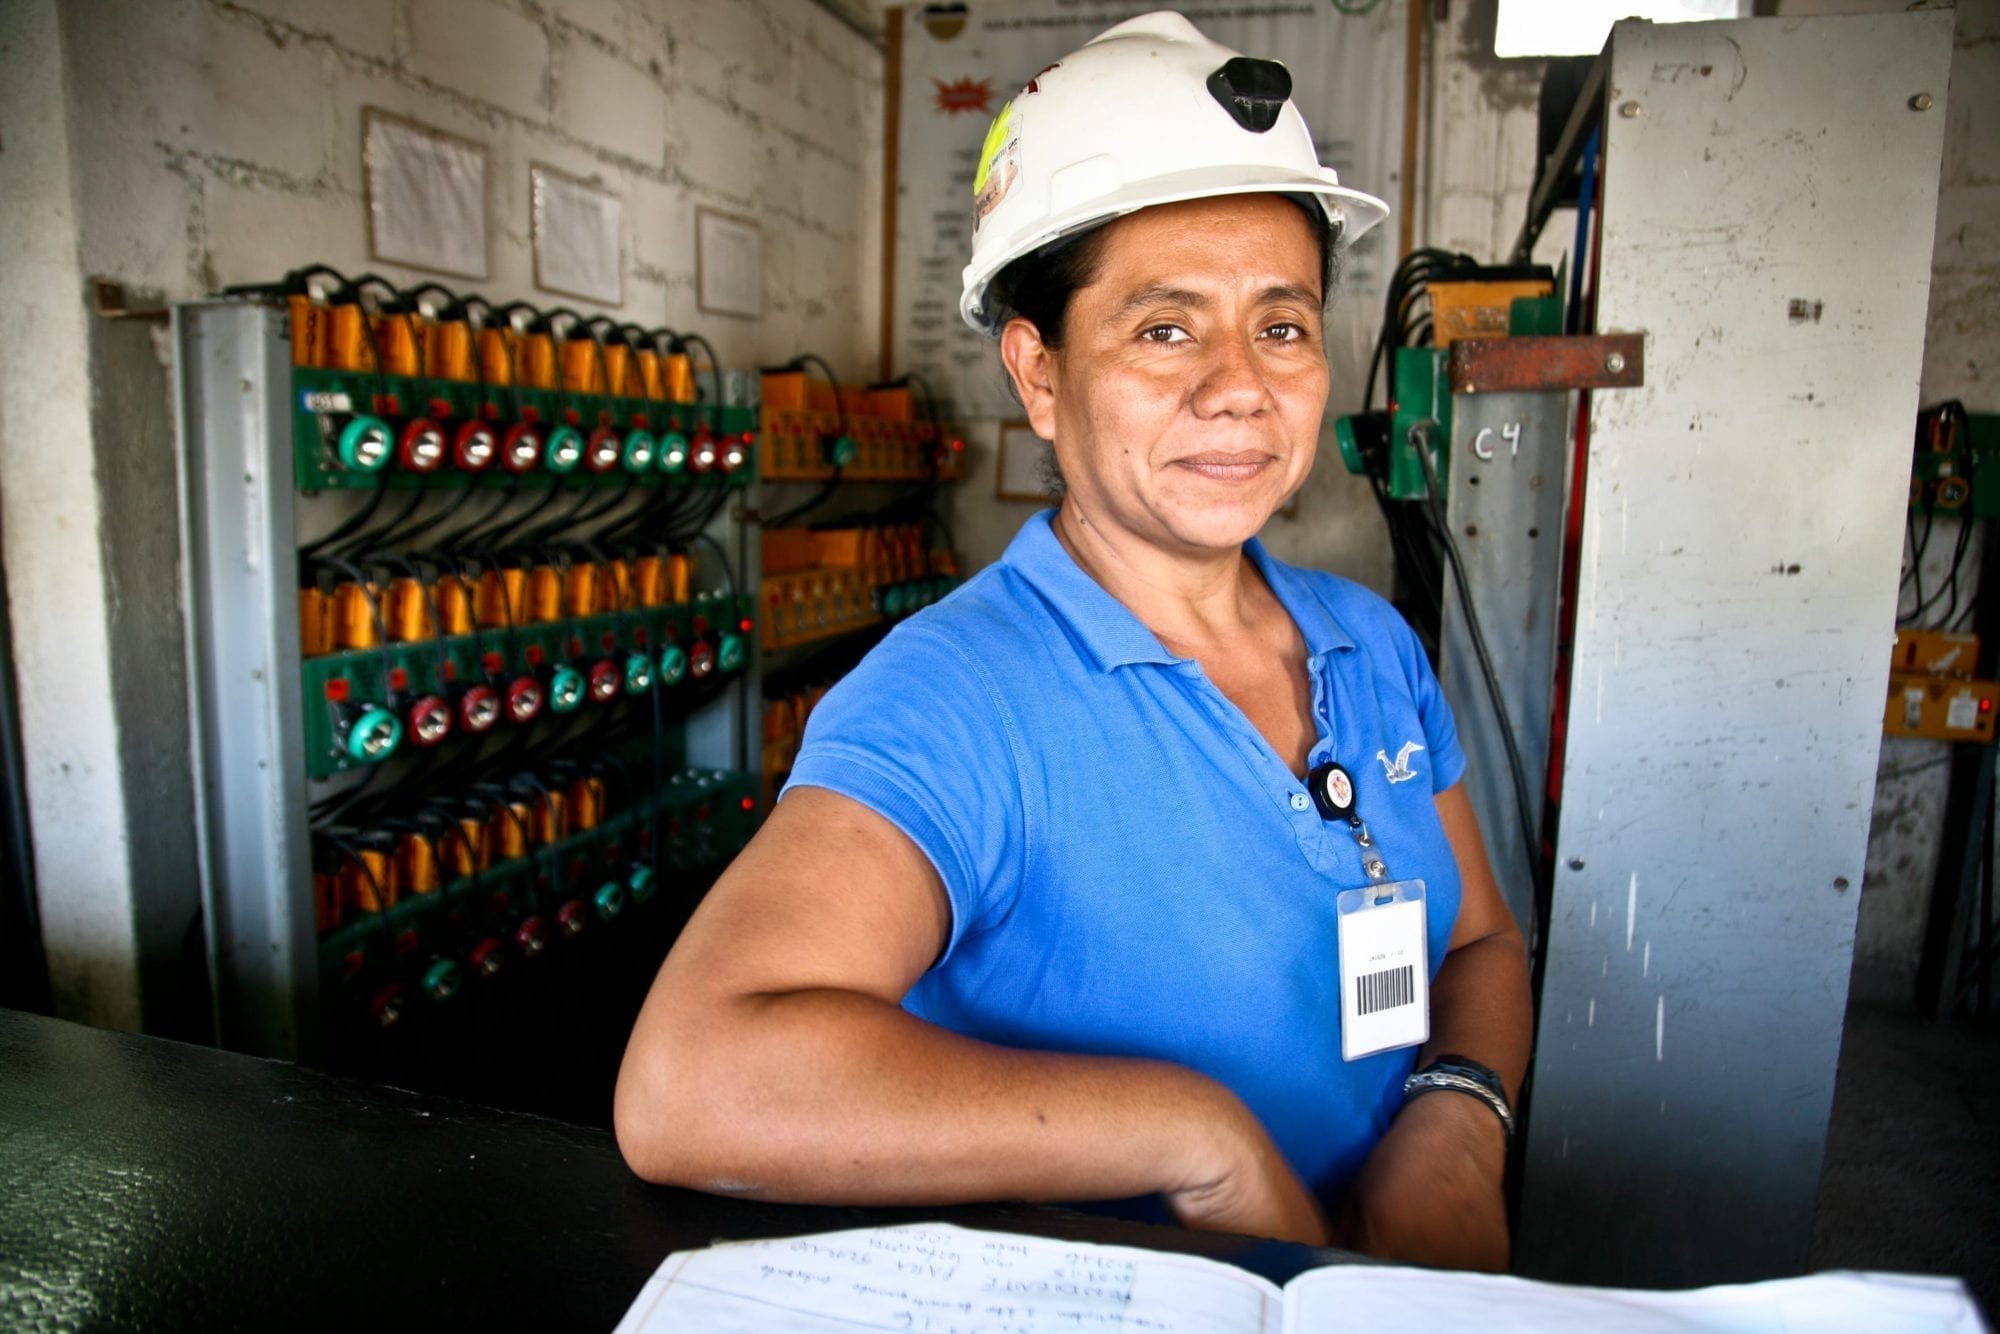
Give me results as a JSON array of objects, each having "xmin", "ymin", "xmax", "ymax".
[
  {"xmin": 433, "ymin": 573, "xmax": 474, "ymax": 636},
  {"xmin": 455, "ymin": 814, "xmax": 489, "ymax": 874},
  {"xmin": 668, "ymin": 553, "xmax": 692, "ymax": 605},
  {"xmin": 633, "ymin": 555, "xmax": 666, "ymax": 607},
  {"xmin": 477, "ymin": 327, "xmax": 515, "ymax": 386},
  {"xmin": 760, "ymin": 369, "xmax": 808, "ymax": 411},
  {"xmin": 372, "ymin": 313, "xmax": 422, "ymax": 378},
  {"xmin": 342, "ymin": 843, "xmax": 397, "ymax": 913},
  {"xmin": 665, "ymin": 353, "xmax": 696, "ymax": 403},
  {"xmin": 288, "ymin": 294, "xmax": 328, "ymax": 369},
  {"xmin": 636, "ymin": 348, "xmax": 666, "ymax": 400},
  {"xmin": 474, "ymin": 567, "xmax": 528, "ymax": 628},
  {"xmin": 518, "ymin": 332, "xmax": 557, "ymax": 389},
  {"xmin": 327, "ymin": 302, "xmax": 374, "ymax": 373},
  {"xmin": 564, "ymin": 561, "xmax": 601, "ymax": 618},
  {"xmin": 568, "ymin": 775, "xmax": 606, "ymax": 831},
  {"xmin": 385, "ymin": 577, "xmax": 433, "ymax": 642},
  {"xmin": 533, "ymin": 789, "xmax": 567, "ymax": 846},
  {"xmin": 562, "ymin": 338, "xmax": 607, "ymax": 395},
  {"xmin": 602, "ymin": 342, "xmax": 633, "ymax": 398},
  {"xmin": 527, "ymin": 565, "xmax": 563, "ymax": 623},
  {"xmin": 299, "ymin": 585, "xmax": 333, "ymax": 658},
  {"xmin": 426, "ymin": 319, "xmax": 475, "ymax": 381},
  {"xmin": 493, "ymin": 799, "xmax": 533, "ymax": 860},
  {"xmin": 333, "ymin": 581, "xmax": 382, "ymax": 650},
  {"xmin": 398, "ymin": 832, "xmax": 441, "ymax": 896}
]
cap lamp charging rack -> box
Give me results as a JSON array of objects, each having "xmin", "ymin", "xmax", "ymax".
[{"xmin": 177, "ymin": 272, "xmax": 770, "ymax": 1093}]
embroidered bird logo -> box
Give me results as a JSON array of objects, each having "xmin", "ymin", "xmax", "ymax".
[{"xmin": 1377, "ymin": 741, "xmax": 1425, "ymax": 784}]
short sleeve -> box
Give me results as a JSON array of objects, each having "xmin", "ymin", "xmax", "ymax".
[
  {"xmin": 782, "ymin": 622, "xmax": 1029, "ymax": 959},
  {"xmin": 1394, "ymin": 615, "xmax": 1468, "ymax": 794}
]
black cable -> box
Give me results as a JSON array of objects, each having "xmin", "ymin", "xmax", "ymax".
[
  {"xmin": 366, "ymin": 481, "xmax": 480, "ymax": 555},
  {"xmin": 325, "ymin": 483, "xmax": 429, "ymax": 562},
  {"xmin": 689, "ymin": 531, "xmax": 738, "ymax": 597},
  {"xmin": 1415, "ymin": 429, "xmax": 1544, "ymax": 891},
  {"xmin": 299, "ymin": 484, "xmax": 389, "ymax": 561},
  {"xmin": 676, "ymin": 332, "xmax": 725, "ymax": 405},
  {"xmin": 763, "ymin": 473, "xmax": 843, "ymax": 529},
  {"xmin": 1905, "ymin": 507, "xmax": 1935, "ymax": 623}
]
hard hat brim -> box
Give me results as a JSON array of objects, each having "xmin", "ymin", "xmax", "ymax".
[{"xmin": 960, "ymin": 165, "xmax": 1391, "ymax": 335}]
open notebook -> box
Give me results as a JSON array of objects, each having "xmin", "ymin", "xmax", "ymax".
[{"xmin": 612, "ymin": 1222, "xmax": 1985, "ymax": 1333}]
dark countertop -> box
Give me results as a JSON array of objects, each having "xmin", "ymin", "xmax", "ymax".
[{"xmin": 0, "ymin": 1008, "xmax": 1347, "ymax": 1331}]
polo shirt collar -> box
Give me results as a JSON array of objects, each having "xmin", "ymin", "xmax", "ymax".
[{"xmin": 1000, "ymin": 510, "xmax": 1355, "ymax": 672}]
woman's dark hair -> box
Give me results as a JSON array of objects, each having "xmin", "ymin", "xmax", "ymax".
[{"xmin": 985, "ymin": 196, "xmax": 1339, "ymax": 350}]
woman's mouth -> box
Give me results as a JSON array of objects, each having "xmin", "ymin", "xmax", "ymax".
[{"xmin": 1171, "ymin": 452, "xmax": 1273, "ymax": 483}]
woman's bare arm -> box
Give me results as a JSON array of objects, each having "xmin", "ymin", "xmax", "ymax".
[{"xmin": 613, "ymin": 785, "xmax": 1327, "ymax": 1243}]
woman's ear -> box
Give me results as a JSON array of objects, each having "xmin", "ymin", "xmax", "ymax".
[{"xmin": 999, "ymin": 317, "xmax": 1059, "ymax": 443}]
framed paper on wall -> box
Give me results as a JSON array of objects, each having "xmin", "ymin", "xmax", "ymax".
[
  {"xmin": 530, "ymin": 163, "xmax": 622, "ymax": 306},
  {"xmin": 695, "ymin": 207, "xmax": 763, "ymax": 318},
  {"xmin": 996, "ymin": 421, "xmax": 1055, "ymax": 502},
  {"xmin": 362, "ymin": 108, "xmax": 489, "ymax": 280}
]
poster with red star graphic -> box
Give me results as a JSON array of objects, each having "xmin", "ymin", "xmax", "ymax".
[{"xmin": 887, "ymin": 2, "xmax": 1406, "ymax": 422}]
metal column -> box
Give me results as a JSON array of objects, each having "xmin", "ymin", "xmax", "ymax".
[
  {"xmin": 174, "ymin": 301, "xmax": 316, "ymax": 1059},
  {"xmin": 1515, "ymin": 13, "xmax": 1953, "ymax": 1286},
  {"xmin": 1440, "ymin": 390, "xmax": 1569, "ymax": 936}
]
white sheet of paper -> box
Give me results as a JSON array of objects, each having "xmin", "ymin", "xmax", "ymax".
[
  {"xmin": 363, "ymin": 111, "xmax": 487, "ymax": 280},
  {"xmin": 612, "ymin": 1223, "xmax": 1279, "ymax": 1334},
  {"xmin": 696, "ymin": 208, "xmax": 763, "ymax": 318},
  {"xmin": 613, "ymin": 1224, "xmax": 1988, "ymax": 1334},
  {"xmin": 532, "ymin": 166, "xmax": 622, "ymax": 306},
  {"xmin": 1285, "ymin": 1264, "xmax": 1987, "ymax": 1333}
]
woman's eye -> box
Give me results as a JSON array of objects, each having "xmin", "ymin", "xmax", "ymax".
[
  {"xmin": 1139, "ymin": 324, "xmax": 1189, "ymax": 344},
  {"xmin": 1262, "ymin": 322, "xmax": 1305, "ymax": 342}
]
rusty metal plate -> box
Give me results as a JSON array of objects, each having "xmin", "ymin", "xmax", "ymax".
[{"xmin": 1447, "ymin": 334, "xmax": 1645, "ymax": 395}]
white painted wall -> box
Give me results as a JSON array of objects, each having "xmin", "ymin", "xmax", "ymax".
[
  {"xmin": 0, "ymin": 1, "xmax": 145, "ymax": 1029},
  {"xmin": 0, "ymin": 0, "xmax": 886, "ymax": 1030}
]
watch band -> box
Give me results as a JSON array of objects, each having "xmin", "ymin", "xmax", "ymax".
[{"xmin": 1402, "ymin": 1054, "xmax": 1515, "ymax": 1145}]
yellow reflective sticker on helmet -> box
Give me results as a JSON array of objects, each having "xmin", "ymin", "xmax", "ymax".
[{"xmin": 973, "ymin": 101, "xmax": 1015, "ymax": 197}]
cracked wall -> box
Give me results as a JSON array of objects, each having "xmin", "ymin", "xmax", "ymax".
[
  {"xmin": 67, "ymin": 0, "xmax": 884, "ymax": 369},
  {"xmin": 0, "ymin": 0, "xmax": 885, "ymax": 1031}
]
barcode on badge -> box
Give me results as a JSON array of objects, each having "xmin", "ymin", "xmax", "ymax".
[{"xmin": 1356, "ymin": 964, "xmax": 1414, "ymax": 1016}]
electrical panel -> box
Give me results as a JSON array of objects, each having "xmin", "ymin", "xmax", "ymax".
[
  {"xmin": 179, "ymin": 272, "xmax": 767, "ymax": 1112},
  {"xmin": 1909, "ymin": 405, "xmax": 1998, "ymax": 517},
  {"xmin": 1883, "ymin": 629, "xmax": 1996, "ymax": 744}
]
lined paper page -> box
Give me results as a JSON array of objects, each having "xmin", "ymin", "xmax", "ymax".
[
  {"xmin": 613, "ymin": 1223, "xmax": 1281, "ymax": 1334},
  {"xmin": 1284, "ymin": 1264, "xmax": 1987, "ymax": 1333}
]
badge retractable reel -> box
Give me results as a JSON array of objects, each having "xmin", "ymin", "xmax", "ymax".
[{"xmin": 1305, "ymin": 761, "xmax": 1429, "ymax": 1061}]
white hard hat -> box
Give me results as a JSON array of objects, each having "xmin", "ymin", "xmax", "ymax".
[{"xmin": 959, "ymin": 10, "xmax": 1390, "ymax": 335}]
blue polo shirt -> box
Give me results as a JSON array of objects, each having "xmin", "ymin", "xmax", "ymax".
[{"xmin": 783, "ymin": 510, "xmax": 1466, "ymax": 1208}]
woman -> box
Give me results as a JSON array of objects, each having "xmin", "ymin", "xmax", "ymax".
[{"xmin": 616, "ymin": 11, "xmax": 1530, "ymax": 1270}]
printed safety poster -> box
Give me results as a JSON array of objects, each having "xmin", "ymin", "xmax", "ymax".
[{"xmin": 889, "ymin": 1, "xmax": 1407, "ymax": 420}]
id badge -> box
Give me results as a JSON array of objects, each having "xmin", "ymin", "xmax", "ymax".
[{"xmin": 1336, "ymin": 879, "xmax": 1430, "ymax": 1061}]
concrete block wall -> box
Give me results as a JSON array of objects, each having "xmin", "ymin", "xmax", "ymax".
[
  {"xmin": 67, "ymin": 0, "xmax": 883, "ymax": 367},
  {"xmin": 0, "ymin": 0, "xmax": 885, "ymax": 1032}
]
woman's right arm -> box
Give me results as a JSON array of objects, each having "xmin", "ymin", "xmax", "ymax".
[{"xmin": 612, "ymin": 784, "xmax": 1326, "ymax": 1244}]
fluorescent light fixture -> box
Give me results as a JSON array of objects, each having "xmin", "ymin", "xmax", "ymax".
[{"xmin": 1494, "ymin": 0, "xmax": 1747, "ymax": 59}]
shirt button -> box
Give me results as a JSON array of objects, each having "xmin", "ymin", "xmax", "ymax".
[{"xmin": 1289, "ymin": 792, "xmax": 1310, "ymax": 811}]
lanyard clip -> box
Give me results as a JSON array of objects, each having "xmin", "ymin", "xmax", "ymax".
[
  {"xmin": 1307, "ymin": 762, "xmax": 1391, "ymax": 881},
  {"xmin": 1305, "ymin": 761, "xmax": 1357, "ymax": 823}
]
